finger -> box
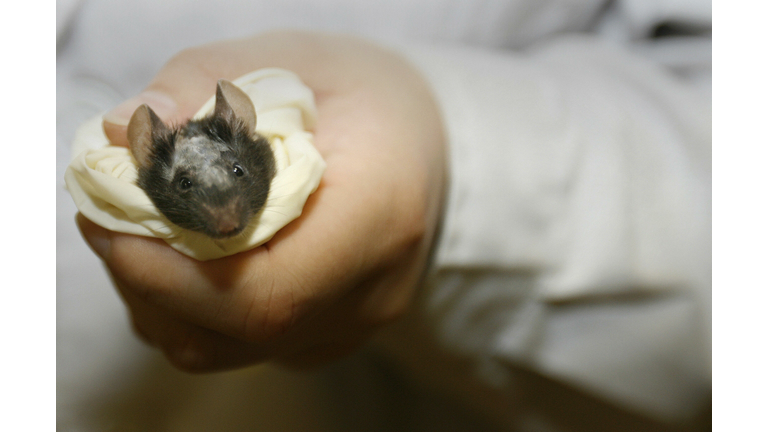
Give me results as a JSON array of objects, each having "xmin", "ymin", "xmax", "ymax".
[
  {"xmin": 99, "ymin": 31, "xmax": 333, "ymax": 147},
  {"xmin": 101, "ymin": 44, "xmax": 249, "ymax": 147},
  {"xmin": 120, "ymin": 281, "xmax": 271, "ymax": 373},
  {"xmin": 117, "ymin": 261, "xmax": 373, "ymax": 372},
  {"xmin": 76, "ymin": 213, "xmax": 282, "ymax": 342},
  {"xmin": 98, "ymin": 31, "xmax": 381, "ymax": 148},
  {"xmin": 102, "ymin": 90, "xmax": 181, "ymax": 148},
  {"xmin": 76, "ymin": 211, "xmax": 276, "ymax": 371}
]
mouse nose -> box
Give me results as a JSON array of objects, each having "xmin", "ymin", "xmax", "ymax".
[
  {"xmin": 214, "ymin": 215, "xmax": 241, "ymax": 236},
  {"xmin": 203, "ymin": 200, "xmax": 246, "ymax": 238}
]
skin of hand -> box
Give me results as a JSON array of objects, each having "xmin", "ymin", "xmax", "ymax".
[{"xmin": 76, "ymin": 31, "xmax": 447, "ymax": 372}]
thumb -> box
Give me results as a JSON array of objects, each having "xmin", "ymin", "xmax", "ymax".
[
  {"xmin": 101, "ymin": 54, "xmax": 225, "ymax": 147},
  {"xmin": 102, "ymin": 90, "xmax": 179, "ymax": 148}
]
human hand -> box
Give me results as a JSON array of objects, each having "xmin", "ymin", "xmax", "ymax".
[{"xmin": 77, "ymin": 31, "xmax": 446, "ymax": 372}]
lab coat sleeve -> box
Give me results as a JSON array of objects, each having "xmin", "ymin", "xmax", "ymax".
[{"xmin": 398, "ymin": 36, "xmax": 711, "ymax": 421}]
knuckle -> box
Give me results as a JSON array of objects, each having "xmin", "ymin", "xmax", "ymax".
[
  {"xmin": 242, "ymin": 270, "xmax": 305, "ymax": 343},
  {"xmin": 105, "ymin": 236, "xmax": 190, "ymax": 308},
  {"xmin": 400, "ymin": 190, "xmax": 430, "ymax": 247},
  {"xmin": 165, "ymin": 46, "xmax": 210, "ymax": 68},
  {"xmin": 263, "ymin": 290, "xmax": 299, "ymax": 339},
  {"xmin": 360, "ymin": 270, "xmax": 418, "ymax": 328},
  {"xmin": 163, "ymin": 45, "xmax": 230, "ymax": 82},
  {"xmin": 129, "ymin": 317, "xmax": 156, "ymax": 346},
  {"xmin": 112, "ymin": 263, "xmax": 166, "ymax": 307},
  {"xmin": 368, "ymin": 292, "xmax": 411, "ymax": 327},
  {"xmin": 162, "ymin": 332, "xmax": 213, "ymax": 373}
]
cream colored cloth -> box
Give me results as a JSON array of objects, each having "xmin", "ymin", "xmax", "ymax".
[{"xmin": 65, "ymin": 68, "xmax": 326, "ymax": 261}]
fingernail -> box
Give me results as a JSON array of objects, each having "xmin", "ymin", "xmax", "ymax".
[
  {"xmin": 76, "ymin": 214, "xmax": 112, "ymax": 260},
  {"xmin": 103, "ymin": 90, "xmax": 178, "ymax": 126}
]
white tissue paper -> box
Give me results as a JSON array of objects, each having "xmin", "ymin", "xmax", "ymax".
[{"xmin": 65, "ymin": 68, "xmax": 326, "ymax": 260}]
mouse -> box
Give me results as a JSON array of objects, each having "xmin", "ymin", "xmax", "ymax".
[{"xmin": 127, "ymin": 79, "xmax": 276, "ymax": 239}]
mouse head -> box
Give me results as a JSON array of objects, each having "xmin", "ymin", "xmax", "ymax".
[
  {"xmin": 127, "ymin": 80, "xmax": 275, "ymax": 239},
  {"xmin": 128, "ymin": 79, "xmax": 257, "ymax": 169}
]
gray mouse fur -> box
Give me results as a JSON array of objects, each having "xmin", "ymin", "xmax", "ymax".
[{"xmin": 127, "ymin": 80, "xmax": 276, "ymax": 239}]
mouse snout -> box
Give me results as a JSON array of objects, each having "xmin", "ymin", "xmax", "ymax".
[{"xmin": 202, "ymin": 198, "xmax": 248, "ymax": 238}]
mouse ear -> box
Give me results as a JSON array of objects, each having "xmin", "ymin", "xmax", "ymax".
[
  {"xmin": 214, "ymin": 79, "xmax": 257, "ymax": 133},
  {"xmin": 127, "ymin": 104, "xmax": 167, "ymax": 169}
]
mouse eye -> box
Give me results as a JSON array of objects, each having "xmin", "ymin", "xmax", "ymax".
[
  {"xmin": 179, "ymin": 177, "xmax": 193, "ymax": 190},
  {"xmin": 233, "ymin": 164, "xmax": 244, "ymax": 177}
]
